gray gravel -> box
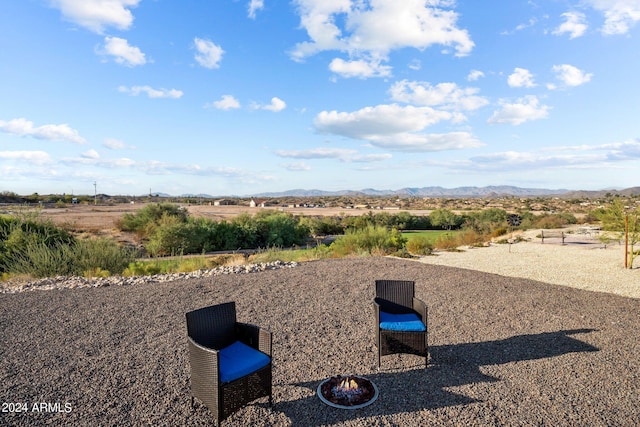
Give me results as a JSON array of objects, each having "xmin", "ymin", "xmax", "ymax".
[{"xmin": 1, "ymin": 257, "xmax": 639, "ymax": 426}]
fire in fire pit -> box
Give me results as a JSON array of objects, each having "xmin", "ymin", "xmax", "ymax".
[{"xmin": 317, "ymin": 375, "xmax": 378, "ymax": 409}]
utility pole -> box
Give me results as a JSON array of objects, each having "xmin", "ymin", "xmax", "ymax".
[{"xmin": 94, "ymin": 181, "xmax": 97, "ymax": 205}]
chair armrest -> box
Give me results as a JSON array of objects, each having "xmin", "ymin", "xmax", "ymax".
[
  {"xmin": 373, "ymin": 299, "xmax": 381, "ymax": 327},
  {"xmin": 236, "ymin": 322, "xmax": 272, "ymax": 357},
  {"xmin": 187, "ymin": 336, "xmax": 221, "ymax": 401},
  {"xmin": 412, "ymin": 297, "xmax": 428, "ymax": 325}
]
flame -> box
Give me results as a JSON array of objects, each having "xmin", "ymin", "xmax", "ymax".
[{"xmin": 339, "ymin": 378, "xmax": 359, "ymax": 391}]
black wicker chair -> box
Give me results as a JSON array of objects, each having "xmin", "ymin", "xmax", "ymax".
[
  {"xmin": 186, "ymin": 302, "xmax": 272, "ymax": 426},
  {"xmin": 373, "ymin": 280, "xmax": 428, "ymax": 368}
]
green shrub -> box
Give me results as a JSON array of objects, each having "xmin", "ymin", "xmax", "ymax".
[
  {"xmin": 118, "ymin": 203, "xmax": 188, "ymax": 232},
  {"xmin": 72, "ymin": 238, "xmax": 136, "ymax": 275},
  {"xmin": 405, "ymin": 236, "xmax": 433, "ymax": 255},
  {"xmin": 330, "ymin": 225, "xmax": 406, "ymax": 257}
]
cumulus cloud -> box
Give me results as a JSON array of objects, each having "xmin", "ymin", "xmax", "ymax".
[
  {"xmin": 467, "ymin": 69, "xmax": 485, "ymax": 81},
  {"xmin": 487, "ymin": 96, "xmax": 550, "ymax": 125},
  {"xmin": 552, "ymin": 64, "xmax": 593, "ymax": 87},
  {"xmin": 553, "ymin": 12, "xmax": 588, "ymax": 39},
  {"xmin": 313, "ymin": 104, "xmax": 482, "ymax": 152},
  {"xmin": 0, "ymin": 118, "xmax": 86, "ymax": 144},
  {"xmin": 329, "ymin": 58, "xmax": 392, "ymax": 78},
  {"xmin": 81, "ymin": 149, "xmax": 100, "ymax": 159},
  {"xmin": 291, "ymin": 0, "xmax": 473, "ymax": 78},
  {"xmin": 252, "ymin": 97, "xmax": 286, "ymax": 112},
  {"xmin": 389, "ymin": 80, "xmax": 489, "ymax": 112},
  {"xmin": 584, "ymin": 0, "xmax": 640, "ymax": 35},
  {"xmin": 0, "ymin": 151, "xmax": 52, "ymax": 164},
  {"xmin": 248, "ymin": 0, "xmax": 264, "ymax": 19},
  {"xmin": 194, "ymin": 37, "xmax": 224, "ymax": 69},
  {"xmin": 507, "ymin": 68, "xmax": 536, "ymax": 88},
  {"xmin": 207, "ymin": 95, "xmax": 241, "ymax": 110},
  {"xmin": 99, "ymin": 36, "xmax": 146, "ymax": 66},
  {"xmin": 118, "ymin": 85, "xmax": 183, "ymax": 98},
  {"xmin": 50, "ymin": 0, "xmax": 141, "ymax": 34}
]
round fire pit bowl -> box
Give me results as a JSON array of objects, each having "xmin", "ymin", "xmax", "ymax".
[{"xmin": 317, "ymin": 375, "xmax": 379, "ymax": 409}]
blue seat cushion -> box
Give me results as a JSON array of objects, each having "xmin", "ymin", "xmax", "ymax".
[
  {"xmin": 219, "ymin": 341, "xmax": 270, "ymax": 383},
  {"xmin": 380, "ymin": 311, "xmax": 426, "ymax": 332}
]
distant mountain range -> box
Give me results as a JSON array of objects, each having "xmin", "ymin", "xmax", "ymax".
[{"xmin": 174, "ymin": 185, "xmax": 640, "ymax": 199}]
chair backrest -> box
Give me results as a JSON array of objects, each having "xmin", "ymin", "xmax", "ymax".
[
  {"xmin": 375, "ymin": 280, "xmax": 415, "ymax": 309},
  {"xmin": 186, "ymin": 302, "xmax": 237, "ymax": 350}
]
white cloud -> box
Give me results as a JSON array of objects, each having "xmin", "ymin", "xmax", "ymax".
[
  {"xmin": 291, "ymin": 0, "xmax": 473, "ymax": 77},
  {"xmin": 467, "ymin": 69, "xmax": 485, "ymax": 81},
  {"xmin": 51, "ymin": 0, "xmax": 141, "ymax": 34},
  {"xmin": 0, "ymin": 118, "xmax": 86, "ymax": 144},
  {"xmin": 389, "ymin": 80, "xmax": 489, "ymax": 112},
  {"xmin": 508, "ymin": 68, "xmax": 536, "ymax": 88},
  {"xmin": 275, "ymin": 147, "xmax": 357, "ymax": 159},
  {"xmin": 315, "ymin": 104, "xmax": 451, "ymax": 138},
  {"xmin": 99, "ymin": 36, "xmax": 146, "ymax": 66},
  {"xmin": 459, "ymin": 138, "xmax": 640, "ymax": 172},
  {"xmin": 0, "ymin": 151, "xmax": 52, "ymax": 164},
  {"xmin": 313, "ymin": 104, "xmax": 483, "ymax": 152},
  {"xmin": 552, "ymin": 64, "xmax": 593, "ymax": 87},
  {"xmin": 248, "ymin": 0, "xmax": 264, "ymax": 19},
  {"xmin": 207, "ymin": 95, "xmax": 241, "ymax": 110},
  {"xmin": 275, "ymin": 147, "xmax": 392, "ymax": 162},
  {"xmin": 585, "ymin": 0, "xmax": 640, "ymax": 35},
  {"xmin": 103, "ymin": 138, "xmax": 130, "ymax": 149},
  {"xmin": 553, "ymin": 12, "xmax": 588, "ymax": 39},
  {"xmin": 118, "ymin": 86, "xmax": 183, "ymax": 99},
  {"xmin": 408, "ymin": 59, "xmax": 422, "ymax": 71},
  {"xmin": 254, "ymin": 97, "xmax": 287, "ymax": 112},
  {"xmin": 81, "ymin": 149, "xmax": 100, "ymax": 159},
  {"xmin": 282, "ymin": 162, "xmax": 312, "ymax": 171},
  {"xmin": 502, "ymin": 18, "xmax": 537, "ymax": 35},
  {"xmin": 329, "ymin": 58, "xmax": 392, "ymax": 78},
  {"xmin": 487, "ymin": 96, "xmax": 550, "ymax": 125},
  {"xmin": 193, "ymin": 37, "xmax": 224, "ymax": 69},
  {"xmin": 366, "ymin": 131, "xmax": 483, "ymax": 152}
]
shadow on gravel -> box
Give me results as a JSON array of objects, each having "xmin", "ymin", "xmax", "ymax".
[{"xmin": 274, "ymin": 329, "xmax": 598, "ymax": 426}]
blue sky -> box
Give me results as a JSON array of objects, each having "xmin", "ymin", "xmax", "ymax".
[{"xmin": 1, "ymin": 1, "xmax": 640, "ymax": 197}]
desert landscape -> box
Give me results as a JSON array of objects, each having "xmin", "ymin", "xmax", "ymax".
[{"xmin": 1, "ymin": 200, "xmax": 639, "ymax": 426}]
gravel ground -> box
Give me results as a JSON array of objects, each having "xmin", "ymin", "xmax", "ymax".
[
  {"xmin": 416, "ymin": 233, "xmax": 640, "ymax": 300},
  {"xmin": 1, "ymin": 257, "xmax": 639, "ymax": 426}
]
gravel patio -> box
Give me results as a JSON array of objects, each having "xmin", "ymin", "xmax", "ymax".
[{"xmin": 1, "ymin": 257, "xmax": 639, "ymax": 426}]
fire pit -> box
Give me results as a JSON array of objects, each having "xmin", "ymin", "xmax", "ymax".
[{"xmin": 317, "ymin": 375, "xmax": 378, "ymax": 409}]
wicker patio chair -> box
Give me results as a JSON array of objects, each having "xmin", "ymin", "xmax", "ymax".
[
  {"xmin": 186, "ymin": 302, "xmax": 272, "ymax": 426},
  {"xmin": 373, "ymin": 280, "xmax": 428, "ymax": 368}
]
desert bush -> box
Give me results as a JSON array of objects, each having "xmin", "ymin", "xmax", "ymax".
[
  {"xmin": 433, "ymin": 233, "xmax": 462, "ymax": 250},
  {"xmin": 144, "ymin": 215, "xmax": 205, "ymax": 257},
  {"xmin": 405, "ymin": 236, "xmax": 433, "ymax": 255},
  {"xmin": 118, "ymin": 203, "xmax": 188, "ymax": 232},
  {"xmin": 533, "ymin": 214, "xmax": 576, "ymax": 229},
  {"xmin": 72, "ymin": 238, "xmax": 136, "ymax": 275},
  {"xmin": 456, "ymin": 229, "xmax": 486, "ymax": 247},
  {"xmin": 330, "ymin": 225, "xmax": 407, "ymax": 257},
  {"xmin": 491, "ymin": 227, "xmax": 508, "ymax": 238},
  {"xmin": 3, "ymin": 237, "xmax": 136, "ymax": 278}
]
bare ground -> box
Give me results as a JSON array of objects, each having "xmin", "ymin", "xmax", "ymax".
[{"xmin": 1, "ymin": 257, "xmax": 639, "ymax": 426}]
